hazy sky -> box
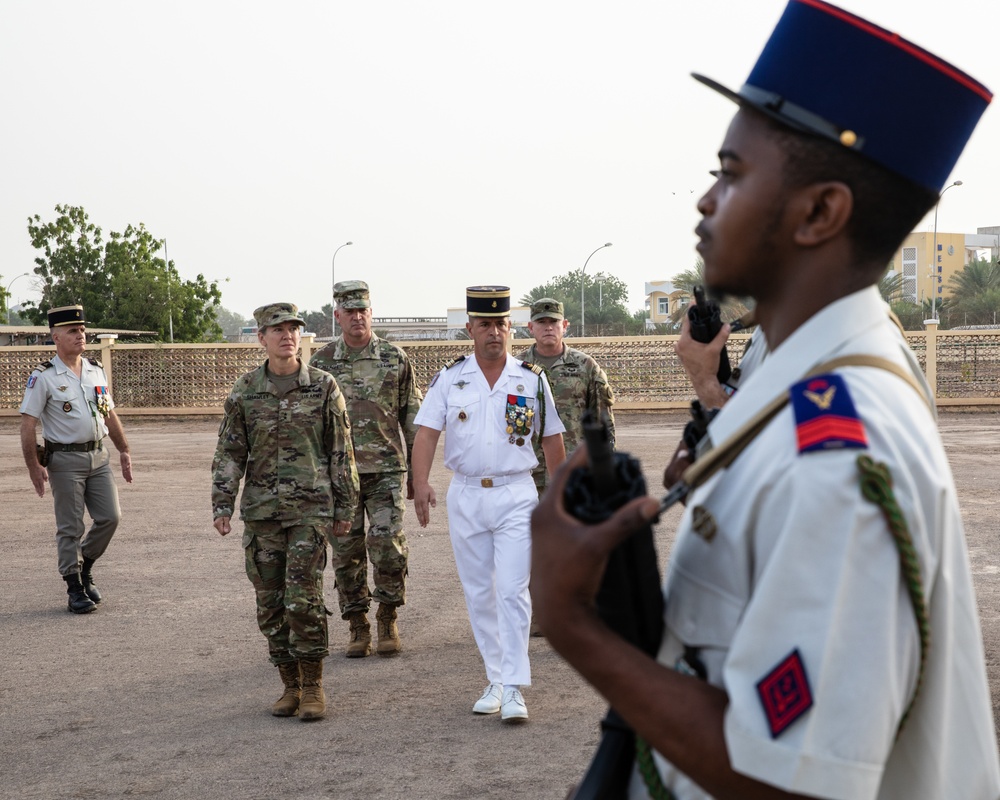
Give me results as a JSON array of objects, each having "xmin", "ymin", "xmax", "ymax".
[{"xmin": 2, "ymin": 0, "xmax": 997, "ymax": 322}]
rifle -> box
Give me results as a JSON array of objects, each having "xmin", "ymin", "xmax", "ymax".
[{"xmin": 564, "ymin": 410, "xmax": 664, "ymax": 800}]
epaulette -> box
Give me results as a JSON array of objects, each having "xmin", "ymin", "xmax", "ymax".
[
  {"xmin": 86, "ymin": 357, "xmax": 104, "ymax": 369},
  {"xmin": 520, "ymin": 360, "xmax": 543, "ymax": 376},
  {"xmin": 790, "ymin": 373, "xmax": 868, "ymax": 454},
  {"xmin": 429, "ymin": 355, "xmax": 465, "ymax": 389},
  {"xmin": 26, "ymin": 360, "xmax": 52, "ymax": 388}
]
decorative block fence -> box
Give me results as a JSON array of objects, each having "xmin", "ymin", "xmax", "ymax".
[{"xmin": 3, "ymin": 326, "xmax": 999, "ymax": 416}]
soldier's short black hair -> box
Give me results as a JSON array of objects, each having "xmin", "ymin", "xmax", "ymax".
[{"xmin": 763, "ymin": 113, "xmax": 939, "ymax": 270}]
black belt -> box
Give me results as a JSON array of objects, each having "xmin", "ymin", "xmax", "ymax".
[{"xmin": 45, "ymin": 440, "xmax": 103, "ymax": 453}]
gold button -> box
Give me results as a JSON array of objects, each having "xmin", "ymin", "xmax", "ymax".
[{"xmin": 840, "ymin": 129, "xmax": 858, "ymax": 147}]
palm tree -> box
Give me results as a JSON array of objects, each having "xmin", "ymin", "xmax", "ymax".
[
  {"xmin": 946, "ymin": 258, "xmax": 1000, "ymax": 327},
  {"xmin": 668, "ymin": 259, "xmax": 752, "ymax": 327},
  {"xmin": 878, "ymin": 270, "xmax": 906, "ymax": 305}
]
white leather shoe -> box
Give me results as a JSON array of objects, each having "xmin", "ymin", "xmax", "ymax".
[
  {"xmin": 472, "ymin": 682, "xmax": 503, "ymax": 714},
  {"xmin": 500, "ymin": 686, "xmax": 528, "ymax": 722}
]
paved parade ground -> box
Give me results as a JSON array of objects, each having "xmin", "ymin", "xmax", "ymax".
[{"xmin": 1, "ymin": 410, "xmax": 998, "ymax": 799}]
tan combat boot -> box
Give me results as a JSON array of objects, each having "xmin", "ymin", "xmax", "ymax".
[
  {"xmin": 272, "ymin": 661, "xmax": 301, "ymax": 717},
  {"xmin": 298, "ymin": 659, "xmax": 326, "ymax": 721},
  {"xmin": 346, "ymin": 612, "xmax": 372, "ymax": 658},
  {"xmin": 376, "ymin": 603, "xmax": 401, "ymax": 656}
]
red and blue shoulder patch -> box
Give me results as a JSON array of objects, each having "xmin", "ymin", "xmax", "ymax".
[
  {"xmin": 790, "ymin": 373, "xmax": 867, "ymax": 454},
  {"xmin": 757, "ymin": 649, "xmax": 813, "ymax": 738}
]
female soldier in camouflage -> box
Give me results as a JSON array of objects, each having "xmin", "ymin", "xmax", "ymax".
[{"xmin": 212, "ymin": 302, "xmax": 359, "ymax": 720}]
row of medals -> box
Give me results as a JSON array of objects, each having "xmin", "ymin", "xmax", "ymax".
[
  {"xmin": 455, "ymin": 406, "xmax": 533, "ymax": 446},
  {"xmin": 507, "ymin": 403, "xmax": 533, "ymax": 446}
]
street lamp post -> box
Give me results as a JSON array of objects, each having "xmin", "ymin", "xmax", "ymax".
[
  {"xmin": 930, "ymin": 180, "xmax": 962, "ymax": 322},
  {"xmin": 5, "ymin": 272, "xmax": 30, "ymax": 325},
  {"xmin": 163, "ymin": 239, "xmax": 174, "ymax": 343},
  {"xmin": 331, "ymin": 241, "xmax": 353, "ymax": 337},
  {"xmin": 580, "ymin": 242, "xmax": 612, "ymax": 336}
]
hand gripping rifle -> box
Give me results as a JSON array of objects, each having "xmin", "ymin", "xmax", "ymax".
[
  {"xmin": 564, "ymin": 410, "xmax": 664, "ymax": 800},
  {"xmin": 565, "ymin": 390, "xmax": 799, "ymax": 799}
]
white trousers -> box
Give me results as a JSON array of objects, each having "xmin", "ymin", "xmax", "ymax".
[{"xmin": 446, "ymin": 474, "xmax": 536, "ymax": 687}]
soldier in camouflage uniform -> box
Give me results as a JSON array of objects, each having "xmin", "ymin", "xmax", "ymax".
[
  {"xmin": 212, "ymin": 302, "xmax": 359, "ymax": 721},
  {"xmin": 516, "ymin": 297, "xmax": 616, "ymax": 637},
  {"xmin": 516, "ymin": 297, "xmax": 616, "ymax": 494},
  {"xmin": 309, "ymin": 280, "xmax": 423, "ymax": 658}
]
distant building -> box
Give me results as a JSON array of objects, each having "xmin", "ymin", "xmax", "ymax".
[
  {"xmin": 644, "ymin": 281, "xmax": 688, "ymax": 329},
  {"xmin": 0, "ymin": 325, "xmax": 157, "ymax": 347},
  {"xmin": 372, "ymin": 317, "xmax": 448, "ymax": 341},
  {"xmin": 446, "ymin": 305, "xmax": 531, "ymax": 339},
  {"xmin": 893, "ymin": 226, "xmax": 1000, "ymax": 306}
]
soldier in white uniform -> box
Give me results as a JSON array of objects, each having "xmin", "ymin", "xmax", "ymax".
[
  {"xmin": 412, "ymin": 286, "xmax": 565, "ymax": 723},
  {"xmin": 19, "ymin": 305, "xmax": 134, "ymax": 614},
  {"xmin": 531, "ymin": 2, "xmax": 1000, "ymax": 798}
]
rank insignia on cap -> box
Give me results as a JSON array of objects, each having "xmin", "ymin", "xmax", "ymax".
[
  {"xmin": 757, "ymin": 649, "xmax": 813, "ymax": 738},
  {"xmin": 790, "ymin": 373, "xmax": 867, "ymax": 453}
]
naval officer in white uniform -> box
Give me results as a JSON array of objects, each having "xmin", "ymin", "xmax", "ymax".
[{"xmin": 412, "ymin": 285, "xmax": 565, "ymax": 722}]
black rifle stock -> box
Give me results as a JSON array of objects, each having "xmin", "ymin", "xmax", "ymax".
[{"xmin": 564, "ymin": 410, "xmax": 664, "ymax": 800}]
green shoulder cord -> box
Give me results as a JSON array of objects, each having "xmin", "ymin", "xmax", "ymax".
[
  {"xmin": 856, "ymin": 454, "xmax": 930, "ymax": 735},
  {"xmin": 636, "ymin": 737, "xmax": 678, "ymax": 800},
  {"xmin": 536, "ymin": 370, "xmax": 546, "ymax": 440}
]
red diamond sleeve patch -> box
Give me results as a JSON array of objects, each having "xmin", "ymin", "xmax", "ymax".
[{"xmin": 756, "ymin": 649, "xmax": 813, "ymax": 738}]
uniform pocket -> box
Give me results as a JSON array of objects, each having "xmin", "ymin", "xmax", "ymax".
[{"xmin": 446, "ymin": 396, "xmax": 480, "ymax": 433}]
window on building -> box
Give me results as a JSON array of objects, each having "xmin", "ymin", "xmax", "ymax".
[
  {"xmin": 658, "ymin": 297, "xmax": 669, "ymax": 315},
  {"xmin": 902, "ymin": 247, "xmax": 917, "ymax": 303}
]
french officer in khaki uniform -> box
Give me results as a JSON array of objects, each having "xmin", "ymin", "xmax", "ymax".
[{"xmin": 19, "ymin": 304, "xmax": 133, "ymax": 614}]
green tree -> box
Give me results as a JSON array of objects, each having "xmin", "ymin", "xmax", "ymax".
[
  {"xmin": 215, "ymin": 306, "xmax": 254, "ymax": 338},
  {"xmin": 23, "ymin": 205, "xmax": 223, "ymax": 342},
  {"xmin": 944, "ymin": 257, "xmax": 1000, "ymax": 326},
  {"xmin": 878, "ymin": 270, "xmax": 906, "ymax": 305},
  {"xmin": 520, "ymin": 271, "xmax": 631, "ymax": 334},
  {"xmin": 301, "ymin": 305, "xmax": 333, "ymax": 338}
]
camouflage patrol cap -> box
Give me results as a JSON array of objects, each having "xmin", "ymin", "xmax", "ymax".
[
  {"xmin": 334, "ymin": 280, "xmax": 371, "ymax": 309},
  {"xmin": 530, "ymin": 298, "xmax": 564, "ymax": 322},
  {"xmin": 253, "ymin": 302, "xmax": 305, "ymax": 330}
]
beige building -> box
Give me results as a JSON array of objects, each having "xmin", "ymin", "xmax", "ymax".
[
  {"xmin": 893, "ymin": 226, "xmax": 1000, "ymax": 307},
  {"xmin": 645, "ymin": 281, "xmax": 688, "ymax": 328}
]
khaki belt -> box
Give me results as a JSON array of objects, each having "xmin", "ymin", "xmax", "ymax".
[{"xmin": 45, "ymin": 439, "xmax": 103, "ymax": 453}]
